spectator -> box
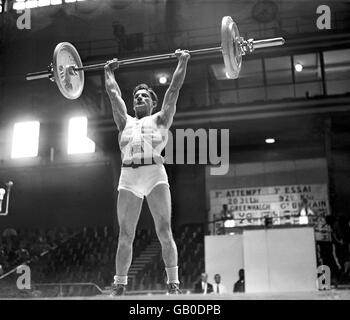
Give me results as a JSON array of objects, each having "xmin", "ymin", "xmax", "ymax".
[
  {"xmin": 14, "ymin": 248, "xmax": 30, "ymax": 265},
  {"xmin": 193, "ymin": 272, "xmax": 213, "ymax": 294},
  {"xmin": 0, "ymin": 245, "xmax": 9, "ymax": 270},
  {"xmin": 220, "ymin": 204, "xmax": 232, "ymax": 220},
  {"xmin": 299, "ymin": 197, "xmax": 315, "ymax": 217},
  {"xmin": 233, "ymin": 269, "xmax": 245, "ymax": 293},
  {"xmin": 212, "ymin": 273, "xmax": 227, "ymax": 294},
  {"xmin": 332, "ymin": 215, "xmax": 350, "ymax": 283}
]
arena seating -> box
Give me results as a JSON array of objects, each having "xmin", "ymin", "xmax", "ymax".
[
  {"xmin": 129, "ymin": 224, "xmax": 205, "ymax": 292},
  {"xmin": 0, "ymin": 224, "xmax": 206, "ymax": 296},
  {"xmin": 1, "ymin": 222, "xmax": 350, "ymax": 297}
]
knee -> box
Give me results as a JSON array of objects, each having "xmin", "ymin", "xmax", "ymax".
[
  {"xmin": 157, "ymin": 223, "xmax": 173, "ymax": 244},
  {"xmin": 118, "ymin": 228, "xmax": 135, "ymax": 245}
]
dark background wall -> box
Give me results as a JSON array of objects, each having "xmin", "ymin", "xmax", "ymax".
[
  {"xmin": 1, "ymin": 1, "xmax": 350, "ymax": 231},
  {"xmin": 0, "ymin": 134, "xmax": 349, "ymax": 231},
  {"xmin": 0, "ymin": 161, "xmax": 115, "ymax": 229}
]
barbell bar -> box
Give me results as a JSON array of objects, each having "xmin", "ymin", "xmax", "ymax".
[{"xmin": 26, "ymin": 16, "xmax": 285, "ymax": 100}]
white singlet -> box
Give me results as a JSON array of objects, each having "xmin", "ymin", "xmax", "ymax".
[
  {"xmin": 117, "ymin": 113, "xmax": 170, "ymax": 198},
  {"xmin": 118, "ymin": 114, "xmax": 168, "ymax": 164}
]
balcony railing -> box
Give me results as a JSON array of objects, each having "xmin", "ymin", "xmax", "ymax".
[{"xmin": 74, "ymin": 11, "xmax": 350, "ymax": 60}]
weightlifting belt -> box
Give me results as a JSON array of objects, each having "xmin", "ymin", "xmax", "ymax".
[{"xmin": 122, "ymin": 158, "xmax": 161, "ymax": 169}]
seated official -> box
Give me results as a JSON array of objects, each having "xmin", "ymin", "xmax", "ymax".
[
  {"xmin": 213, "ymin": 273, "xmax": 227, "ymax": 294},
  {"xmin": 193, "ymin": 272, "xmax": 213, "ymax": 294},
  {"xmin": 233, "ymin": 269, "xmax": 245, "ymax": 293}
]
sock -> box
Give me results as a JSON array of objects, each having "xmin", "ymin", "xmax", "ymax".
[
  {"xmin": 114, "ymin": 275, "xmax": 128, "ymax": 285},
  {"xmin": 165, "ymin": 266, "xmax": 179, "ymax": 284}
]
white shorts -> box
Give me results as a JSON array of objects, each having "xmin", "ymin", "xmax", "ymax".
[{"xmin": 118, "ymin": 164, "xmax": 169, "ymax": 198}]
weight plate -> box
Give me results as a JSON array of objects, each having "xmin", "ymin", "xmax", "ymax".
[
  {"xmin": 221, "ymin": 16, "xmax": 242, "ymax": 79},
  {"xmin": 52, "ymin": 42, "xmax": 84, "ymax": 100}
]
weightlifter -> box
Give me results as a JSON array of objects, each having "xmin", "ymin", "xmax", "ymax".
[{"xmin": 104, "ymin": 49, "xmax": 190, "ymax": 296}]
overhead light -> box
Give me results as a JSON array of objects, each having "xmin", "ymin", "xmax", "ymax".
[
  {"xmin": 67, "ymin": 117, "xmax": 95, "ymax": 155},
  {"xmin": 299, "ymin": 216, "xmax": 309, "ymax": 225},
  {"xmin": 295, "ymin": 63, "xmax": 303, "ymax": 72},
  {"xmin": 265, "ymin": 138, "xmax": 275, "ymax": 144},
  {"xmin": 11, "ymin": 121, "xmax": 40, "ymax": 159},
  {"xmin": 158, "ymin": 76, "xmax": 168, "ymax": 85},
  {"xmin": 224, "ymin": 219, "xmax": 235, "ymax": 228}
]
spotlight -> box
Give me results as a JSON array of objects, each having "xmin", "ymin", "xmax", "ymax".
[
  {"xmin": 299, "ymin": 216, "xmax": 309, "ymax": 225},
  {"xmin": 0, "ymin": 188, "xmax": 5, "ymax": 212},
  {"xmin": 6, "ymin": 181, "xmax": 14, "ymax": 188},
  {"xmin": 295, "ymin": 63, "xmax": 303, "ymax": 72},
  {"xmin": 158, "ymin": 76, "xmax": 168, "ymax": 85},
  {"xmin": 224, "ymin": 219, "xmax": 235, "ymax": 228},
  {"xmin": 265, "ymin": 138, "xmax": 275, "ymax": 144}
]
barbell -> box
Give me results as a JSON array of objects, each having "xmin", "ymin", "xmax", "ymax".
[{"xmin": 26, "ymin": 16, "xmax": 285, "ymax": 100}]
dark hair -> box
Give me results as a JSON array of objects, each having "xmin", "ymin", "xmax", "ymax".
[{"xmin": 133, "ymin": 83, "xmax": 158, "ymax": 105}]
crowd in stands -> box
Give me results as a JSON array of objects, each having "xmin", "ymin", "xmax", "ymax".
[
  {"xmin": 28, "ymin": 224, "xmax": 205, "ymax": 293},
  {"xmin": 128, "ymin": 224, "xmax": 205, "ymax": 292},
  {"xmin": 0, "ymin": 224, "xmax": 205, "ymax": 296},
  {"xmin": 1, "ymin": 217, "xmax": 350, "ymax": 297},
  {"xmin": 0, "ymin": 227, "xmax": 80, "ymax": 276}
]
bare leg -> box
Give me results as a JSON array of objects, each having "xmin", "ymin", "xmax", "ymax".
[
  {"xmin": 146, "ymin": 184, "xmax": 178, "ymax": 269},
  {"xmin": 115, "ymin": 189, "xmax": 143, "ymax": 278}
]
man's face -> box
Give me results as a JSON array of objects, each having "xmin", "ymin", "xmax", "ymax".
[
  {"xmin": 201, "ymin": 273, "xmax": 208, "ymax": 282},
  {"xmin": 214, "ymin": 275, "xmax": 221, "ymax": 284},
  {"xmin": 133, "ymin": 89, "xmax": 155, "ymax": 118}
]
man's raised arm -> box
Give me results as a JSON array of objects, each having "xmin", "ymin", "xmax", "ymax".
[
  {"xmin": 104, "ymin": 59, "xmax": 127, "ymax": 131},
  {"xmin": 159, "ymin": 50, "xmax": 190, "ymax": 128}
]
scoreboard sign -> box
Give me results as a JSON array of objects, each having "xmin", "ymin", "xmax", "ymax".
[{"xmin": 210, "ymin": 184, "xmax": 331, "ymax": 241}]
